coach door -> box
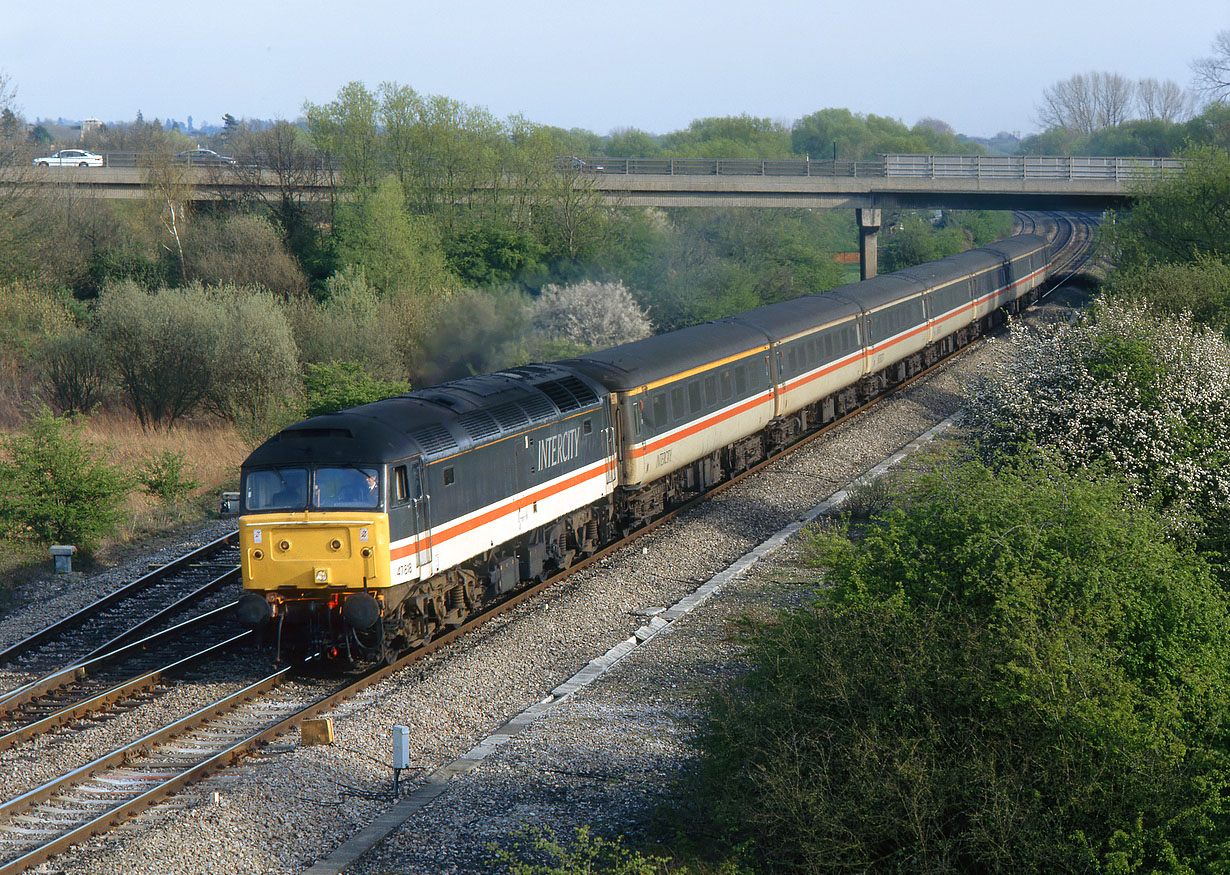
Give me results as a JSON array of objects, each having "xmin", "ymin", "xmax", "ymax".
[
  {"xmin": 603, "ymin": 397, "xmax": 618, "ymax": 485},
  {"xmin": 410, "ymin": 459, "xmax": 432, "ymax": 566}
]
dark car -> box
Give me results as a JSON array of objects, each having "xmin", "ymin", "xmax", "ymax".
[{"xmin": 174, "ymin": 148, "xmax": 235, "ymax": 166}]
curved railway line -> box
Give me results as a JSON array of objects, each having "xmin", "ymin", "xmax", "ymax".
[{"xmin": 0, "ymin": 212, "xmax": 1096, "ymax": 873}]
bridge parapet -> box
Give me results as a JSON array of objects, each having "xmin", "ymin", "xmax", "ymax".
[{"xmin": 570, "ymin": 154, "xmax": 1185, "ymax": 182}]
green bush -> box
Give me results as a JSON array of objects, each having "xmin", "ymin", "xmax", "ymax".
[
  {"xmin": 698, "ymin": 458, "xmax": 1230, "ymax": 874},
  {"xmin": 488, "ymin": 827, "xmax": 676, "ymax": 875},
  {"xmin": 1100, "ymin": 255, "xmax": 1230, "ymax": 335},
  {"xmin": 0, "ymin": 409, "xmax": 131, "ymax": 547},
  {"xmin": 302, "ymin": 361, "xmax": 410, "ymax": 417},
  {"xmin": 136, "ymin": 450, "xmax": 200, "ymax": 503}
]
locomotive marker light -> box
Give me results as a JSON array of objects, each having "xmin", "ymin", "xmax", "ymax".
[{"xmin": 392, "ymin": 725, "xmax": 411, "ymax": 797}]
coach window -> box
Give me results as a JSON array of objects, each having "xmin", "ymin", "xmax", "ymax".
[
  {"xmin": 688, "ymin": 381, "xmax": 702, "ymax": 413},
  {"xmin": 443, "ymin": 466, "xmax": 455, "ymax": 487},
  {"xmin": 652, "ymin": 392, "xmax": 667, "ymax": 426},
  {"xmin": 393, "ymin": 465, "xmax": 409, "ymax": 504},
  {"xmin": 719, "ymin": 369, "xmax": 732, "ymax": 400},
  {"xmin": 704, "ymin": 375, "xmax": 716, "ymax": 406},
  {"xmin": 788, "ymin": 347, "xmax": 798, "ymax": 374},
  {"xmin": 671, "ymin": 387, "xmax": 685, "ymax": 419},
  {"xmin": 735, "ymin": 366, "xmax": 747, "ymax": 394}
]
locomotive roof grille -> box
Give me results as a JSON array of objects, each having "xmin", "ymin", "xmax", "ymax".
[
  {"xmin": 534, "ymin": 376, "xmax": 598, "ymax": 412},
  {"xmin": 410, "ymin": 423, "xmax": 459, "ymax": 455},
  {"xmin": 458, "ymin": 410, "xmax": 501, "ymax": 442},
  {"xmin": 520, "ymin": 393, "xmax": 557, "ymax": 420},
  {"xmin": 490, "ymin": 401, "xmax": 532, "ymax": 430}
]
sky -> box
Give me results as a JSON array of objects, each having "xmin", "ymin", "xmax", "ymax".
[{"xmin": 2, "ymin": 0, "xmax": 1224, "ymax": 140}]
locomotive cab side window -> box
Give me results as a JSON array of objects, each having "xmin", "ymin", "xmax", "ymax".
[
  {"xmin": 443, "ymin": 466, "xmax": 455, "ymax": 487},
  {"xmin": 393, "ymin": 465, "xmax": 409, "ymax": 504}
]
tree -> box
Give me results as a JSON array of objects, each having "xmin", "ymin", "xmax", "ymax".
[
  {"xmin": 1192, "ymin": 29, "xmax": 1230, "ymax": 104},
  {"xmin": 1037, "ymin": 71, "xmax": 1136, "ymax": 134},
  {"xmin": 94, "ymin": 282, "xmax": 220, "ymax": 429},
  {"xmin": 303, "ymin": 81, "xmax": 382, "ymax": 194},
  {"xmin": 962, "ymin": 297, "xmax": 1230, "ymax": 517},
  {"xmin": 699, "ymin": 457, "xmax": 1230, "ymax": 873},
  {"xmin": 1104, "ymin": 143, "xmax": 1230, "ymax": 267},
  {"xmin": 532, "ymin": 280, "xmax": 652, "ymax": 354},
  {"xmin": 180, "ymin": 213, "xmax": 309, "ymax": 297},
  {"xmin": 1136, "ymin": 77, "xmax": 1195, "ymax": 122},
  {"xmin": 229, "ymin": 120, "xmax": 330, "ymax": 283},
  {"xmin": 0, "ymin": 409, "xmax": 131, "ymax": 547},
  {"xmin": 332, "ymin": 176, "xmax": 454, "ymax": 298},
  {"xmin": 301, "ymin": 361, "xmax": 409, "ymax": 417}
]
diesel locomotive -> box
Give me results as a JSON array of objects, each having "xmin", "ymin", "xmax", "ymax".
[{"xmin": 236, "ymin": 234, "xmax": 1052, "ymax": 660}]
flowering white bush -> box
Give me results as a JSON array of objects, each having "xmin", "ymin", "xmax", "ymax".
[
  {"xmin": 962, "ymin": 299, "xmax": 1230, "ymax": 514},
  {"xmin": 532, "ymin": 280, "xmax": 652, "ymax": 351}
]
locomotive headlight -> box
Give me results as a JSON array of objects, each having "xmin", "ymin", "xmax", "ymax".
[
  {"xmin": 253, "ymin": 549, "xmax": 263, "ymax": 560},
  {"xmin": 329, "ymin": 538, "xmax": 342, "ymax": 551},
  {"xmin": 278, "ymin": 539, "xmax": 291, "ymax": 552},
  {"xmin": 314, "ymin": 568, "xmax": 331, "ymax": 584},
  {"xmin": 361, "ymin": 547, "xmax": 372, "ymax": 558}
]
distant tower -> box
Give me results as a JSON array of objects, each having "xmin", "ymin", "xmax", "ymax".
[{"xmin": 188, "ymin": 115, "xmax": 194, "ymax": 132}]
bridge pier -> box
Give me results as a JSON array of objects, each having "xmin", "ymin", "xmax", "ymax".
[{"xmin": 857, "ymin": 208, "xmax": 881, "ymax": 280}]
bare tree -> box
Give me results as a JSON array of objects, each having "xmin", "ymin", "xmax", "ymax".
[
  {"xmin": 141, "ymin": 155, "xmax": 194, "ymax": 281},
  {"xmin": 0, "ymin": 72, "xmax": 46, "ymax": 279},
  {"xmin": 1037, "ymin": 71, "xmax": 1136, "ymax": 134},
  {"xmin": 1137, "ymin": 78, "xmax": 1196, "ymax": 122},
  {"xmin": 915, "ymin": 117, "xmax": 955, "ymax": 136},
  {"xmin": 1192, "ymin": 29, "xmax": 1230, "ymax": 104},
  {"xmin": 230, "ymin": 120, "xmax": 327, "ymax": 228}
]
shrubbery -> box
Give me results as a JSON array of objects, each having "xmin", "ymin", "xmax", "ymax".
[
  {"xmin": 0, "ymin": 410, "xmax": 131, "ymax": 547},
  {"xmin": 301, "ymin": 361, "xmax": 410, "ymax": 417},
  {"xmin": 698, "ymin": 458, "xmax": 1230, "ymax": 873},
  {"xmin": 962, "ymin": 298, "xmax": 1230, "ymax": 516}
]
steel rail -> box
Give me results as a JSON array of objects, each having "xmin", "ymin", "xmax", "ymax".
[
  {"xmin": 0, "ymin": 629, "xmax": 253, "ymax": 752},
  {"xmin": 0, "ymin": 568, "xmax": 240, "ymax": 713},
  {"xmin": 0, "ymin": 531, "xmax": 238, "ymax": 666}
]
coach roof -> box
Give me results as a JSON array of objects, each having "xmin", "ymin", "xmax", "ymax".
[{"xmin": 563, "ymin": 319, "xmax": 771, "ymax": 391}]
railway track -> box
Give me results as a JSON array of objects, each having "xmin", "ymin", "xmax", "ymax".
[
  {"xmin": 0, "ymin": 606, "xmax": 252, "ymax": 752},
  {"xmin": 0, "ymin": 533, "xmax": 241, "ymax": 682},
  {"xmin": 0, "ymin": 216, "xmax": 1098, "ymax": 872}
]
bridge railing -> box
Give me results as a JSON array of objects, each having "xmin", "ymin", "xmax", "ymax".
[
  {"xmin": 563, "ymin": 154, "xmax": 1185, "ymax": 181},
  {"xmin": 566, "ymin": 157, "xmax": 886, "ymax": 177},
  {"xmin": 882, "ymin": 154, "xmax": 1185, "ymax": 180}
]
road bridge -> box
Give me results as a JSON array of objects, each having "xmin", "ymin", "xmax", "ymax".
[{"xmin": 4, "ymin": 153, "xmax": 1181, "ymax": 278}]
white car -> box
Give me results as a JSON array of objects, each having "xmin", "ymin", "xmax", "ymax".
[{"xmin": 32, "ymin": 149, "xmax": 105, "ymax": 168}]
